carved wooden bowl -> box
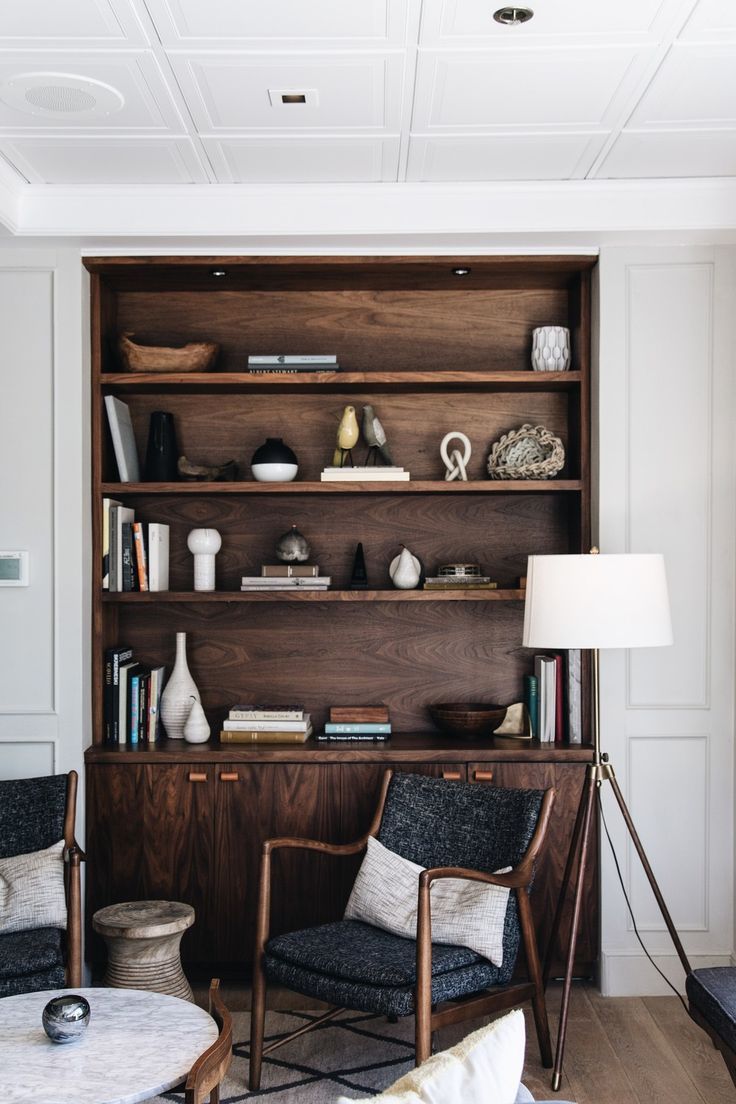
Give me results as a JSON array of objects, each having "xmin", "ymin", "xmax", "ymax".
[
  {"xmin": 429, "ymin": 702, "xmax": 506, "ymax": 737},
  {"xmin": 118, "ymin": 332, "xmax": 219, "ymax": 373}
]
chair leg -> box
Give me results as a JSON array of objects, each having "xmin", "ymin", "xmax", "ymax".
[
  {"xmin": 248, "ymin": 952, "xmax": 267, "ymax": 1090},
  {"xmin": 517, "ymin": 888, "xmax": 553, "ymax": 1068},
  {"xmin": 210, "ymin": 1087, "xmax": 220, "ymax": 1104}
]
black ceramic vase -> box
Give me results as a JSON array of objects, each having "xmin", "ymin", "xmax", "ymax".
[
  {"xmin": 250, "ymin": 437, "xmax": 298, "ymax": 482},
  {"xmin": 144, "ymin": 411, "xmax": 179, "ymax": 481}
]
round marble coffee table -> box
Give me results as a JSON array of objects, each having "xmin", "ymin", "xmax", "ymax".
[
  {"xmin": 93, "ymin": 900, "xmax": 195, "ymax": 1002},
  {"xmin": 0, "ymin": 987, "xmax": 218, "ymax": 1104}
]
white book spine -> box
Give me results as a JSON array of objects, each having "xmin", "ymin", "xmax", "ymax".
[
  {"xmin": 113, "ymin": 506, "xmax": 135, "ymax": 593},
  {"xmin": 534, "ymin": 655, "xmax": 557, "ymax": 743},
  {"xmin": 567, "ymin": 649, "xmax": 582, "ymax": 744},
  {"xmin": 148, "ymin": 523, "xmax": 170, "ymax": 591},
  {"xmin": 248, "ymin": 355, "xmax": 337, "ymax": 364},
  {"xmin": 104, "ymin": 395, "xmax": 140, "ymax": 482}
]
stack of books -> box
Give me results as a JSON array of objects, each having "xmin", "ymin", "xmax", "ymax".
[
  {"xmin": 423, "ymin": 576, "xmax": 498, "ymax": 591},
  {"xmin": 104, "ymin": 645, "xmax": 165, "ymax": 746},
  {"xmin": 103, "ymin": 498, "xmax": 169, "ymax": 592},
  {"xmin": 241, "ymin": 565, "xmax": 330, "ymax": 592},
  {"xmin": 248, "ymin": 355, "xmax": 340, "ymax": 374},
  {"xmin": 220, "ymin": 705, "xmax": 312, "ymax": 744},
  {"xmin": 317, "ymin": 705, "xmax": 392, "ymax": 742},
  {"xmin": 321, "ymin": 466, "xmax": 409, "ymax": 482},
  {"xmin": 525, "ymin": 650, "xmax": 582, "ymax": 744}
]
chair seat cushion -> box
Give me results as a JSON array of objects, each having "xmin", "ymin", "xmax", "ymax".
[
  {"xmin": 687, "ymin": 967, "xmax": 736, "ymax": 1053},
  {"xmin": 0, "ymin": 926, "xmax": 65, "ymax": 981},
  {"xmin": 265, "ymin": 920, "xmax": 504, "ymax": 1018}
]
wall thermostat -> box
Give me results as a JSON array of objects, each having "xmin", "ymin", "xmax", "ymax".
[{"xmin": 0, "ymin": 552, "xmax": 29, "ymax": 586}]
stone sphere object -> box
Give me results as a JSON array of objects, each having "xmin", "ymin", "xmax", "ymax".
[
  {"xmin": 276, "ymin": 525, "xmax": 311, "ymax": 563},
  {"xmin": 42, "ymin": 994, "xmax": 91, "ymax": 1044}
]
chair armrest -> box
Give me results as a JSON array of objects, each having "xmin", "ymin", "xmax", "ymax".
[
  {"xmin": 420, "ymin": 865, "xmax": 528, "ymax": 892},
  {"xmin": 65, "ymin": 842, "xmax": 86, "ymax": 864},
  {"xmin": 264, "ymin": 835, "xmax": 368, "ymax": 858}
]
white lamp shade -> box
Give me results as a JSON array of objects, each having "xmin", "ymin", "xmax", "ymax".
[{"xmin": 522, "ymin": 553, "xmax": 673, "ymax": 650}]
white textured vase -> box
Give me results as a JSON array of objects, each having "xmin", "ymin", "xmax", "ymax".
[
  {"xmin": 389, "ymin": 546, "xmax": 421, "ymax": 589},
  {"xmin": 183, "ymin": 696, "xmax": 210, "ymax": 744},
  {"xmin": 160, "ymin": 633, "xmax": 201, "ymax": 740},
  {"xmin": 531, "ymin": 325, "xmax": 571, "ymax": 372}
]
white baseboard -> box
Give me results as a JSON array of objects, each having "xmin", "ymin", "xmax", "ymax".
[{"xmin": 600, "ymin": 951, "xmax": 733, "ymax": 996}]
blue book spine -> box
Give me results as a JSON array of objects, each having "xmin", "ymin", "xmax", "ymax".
[
  {"xmin": 129, "ymin": 674, "xmax": 140, "ymax": 745},
  {"xmin": 524, "ymin": 674, "xmax": 538, "ymax": 740},
  {"xmin": 323, "ymin": 722, "xmax": 392, "ymax": 734}
]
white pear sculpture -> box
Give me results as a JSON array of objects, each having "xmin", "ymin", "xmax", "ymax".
[{"xmin": 389, "ymin": 546, "xmax": 421, "ymax": 590}]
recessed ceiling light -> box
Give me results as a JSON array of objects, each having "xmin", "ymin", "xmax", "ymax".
[
  {"xmin": 452, "ymin": 267, "xmax": 472, "ymax": 277},
  {"xmin": 493, "ymin": 6, "xmax": 534, "ymax": 26},
  {"xmin": 210, "ymin": 269, "xmax": 227, "ymax": 278}
]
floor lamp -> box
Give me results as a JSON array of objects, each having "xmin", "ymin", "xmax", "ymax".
[{"xmin": 522, "ymin": 551, "xmax": 692, "ymax": 1092}]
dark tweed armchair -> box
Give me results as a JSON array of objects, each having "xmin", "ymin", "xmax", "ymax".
[
  {"xmin": 249, "ymin": 770, "xmax": 555, "ymax": 1089},
  {"xmin": 0, "ymin": 771, "xmax": 84, "ymax": 996}
]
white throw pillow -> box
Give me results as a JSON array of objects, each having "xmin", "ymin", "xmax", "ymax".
[
  {"xmin": 344, "ymin": 835, "xmax": 511, "ymax": 966},
  {"xmin": 337, "ymin": 1008, "xmax": 526, "ymax": 1104},
  {"xmin": 0, "ymin": 840, "xmax": 67, "ymax": 933}
]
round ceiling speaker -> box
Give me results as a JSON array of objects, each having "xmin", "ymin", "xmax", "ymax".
[{"xmin": 0, "ymin": 72, "xmax": 124, "ymax": 118}]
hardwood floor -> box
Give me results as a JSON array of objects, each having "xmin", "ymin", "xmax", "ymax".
[{"xmin": 192, "ymin": 980, "xmax": 733, "ymax": 1102}]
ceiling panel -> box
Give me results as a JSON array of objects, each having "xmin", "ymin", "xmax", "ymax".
[
  {"xmin": 680, "ymin": 0, "xmax": 736, "ymax": 40},
  {"xmin": 596, "ymin": 128, "xmax": 736, "ymax": 177},
  {"xmin": 146, "ymin": 0, "xmax": 409, "ymax": 49},
  {"xmin": 0, "ymin": 0, "xmax": 147, "ymax": 48},
  {"xmin": 171, "ymin": 54, "xmax": 405, "ymax": 132},
  {"xmin": 0, "ymin": 53, "xmax": 184, "ymax": 131},
  {"xmin": 0, "ymin": 136, "xmax": 207, "ymax": 183},
  {"xmin": 420, "ymin": 0, "xmax": 677, "ymax": 44},
  {"xmin": 407, "ymin": 132, "xmax": 608, "ymax": 180},
  {"xmin": 629, "ymin": 44, "xmax": 736, "ymax": 125},
  {"xmin": 414, "ymin": 47, "xmax": 648, "ymax": 130},
  {"xmin": 205, "ymin": 136, "xmax": 400, "ymax": 183}
]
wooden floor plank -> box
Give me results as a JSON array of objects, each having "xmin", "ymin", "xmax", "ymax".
[{"xmin": 643, "ymin": 995, "xmax": 734, "ymax": 1104}]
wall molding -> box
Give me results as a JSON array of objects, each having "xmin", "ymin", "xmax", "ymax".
[{"xmin": 600, "ymin": 950, "xmax": 731, "ymax": 998}]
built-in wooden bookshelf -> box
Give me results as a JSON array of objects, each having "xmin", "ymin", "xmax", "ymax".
[{"xmin": 84, "ymin": 255, "xmax": 597, "ymax": 977}]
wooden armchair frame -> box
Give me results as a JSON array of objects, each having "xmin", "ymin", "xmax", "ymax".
[
  {"xmin": 62, "ymin": 770, "xmax": 85, "ymax": 988},
  {"xmin": 249, "ymin": 771, "xmax": 555, "ymax": 1091},
  {"xmin": 185, "ymin": 979, "xmax": 233, "ymax": 1104}
]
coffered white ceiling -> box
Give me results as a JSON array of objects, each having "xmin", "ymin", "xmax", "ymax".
[{"xmin": 0, "ymin": 0, "xmax": 734, "ymax": 238}]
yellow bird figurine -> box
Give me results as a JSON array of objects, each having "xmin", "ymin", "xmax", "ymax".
[{"xmin": 335, "ymin": 404, "xmax": 360, "ymax": 467}]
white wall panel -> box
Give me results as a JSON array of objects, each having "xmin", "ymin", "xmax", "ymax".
[
  {"xmin": 628, "ymin": 736, "xmax": 708, "ymax": 929},
  {"xmin": 0, "ymin": 740, "xmax": 56, "ymax": 779}
]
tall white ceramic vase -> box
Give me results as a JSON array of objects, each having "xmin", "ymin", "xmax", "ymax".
[{"xmin": 160, "ymin": 632, "xmax": 201, "ymax": 740}]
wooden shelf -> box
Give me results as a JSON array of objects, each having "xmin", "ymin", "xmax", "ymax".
[
  {"xmin": 99, "ymin": 370, "xmax": 581, "ymax": 391},
  {"xmin": 100, "ymin": 479, "xmax": 583, "ymax": 495},
  {"xmin": 103, "ymin": 588, "xmax": 526, "ymax": 604}
]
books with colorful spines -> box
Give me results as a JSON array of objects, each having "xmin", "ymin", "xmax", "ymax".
[
  {"xmin": 565, "ymin": 649, "xmax": 582, "ymax": 744},
  {"xmin": 129, "ymin": 667, "xmax": 150, "ymax": 745},
  {"xmin": 148, "ymin": 523, "xmax": 170, "ymax": 591},
  {"xmin": 534, "ymin": 656, "xmax": 557, "ymax": 744},
  {"xmin": 317, "ymin": 733, "xmax": 389, "ymax": 742},
  {"xmin": 321, "ymin": 467, "xmax": 409, "ymax": 482},
  {"xmin": 102, "ymin": 498, "xmax": 121, "ymax": 590},
  {"xmin": 220, "ymin": 729, "xmax": 312, "ymax": 744},
  {"xmin": 148, "ymin": 665, "xmax": 165, "ymax": 742},
  {"xmin": 229, "ymin": 704, "xmax": 304, "ymax": 721},
  {"xmin": 118, "ymin": 661, "xmax": 141, "ymax": 745},
  {"xmin": 329, "ymin": 705, "xmax": 389, "ymax": 723},
  {"xmin": 261, "ymin": 565, "xmax": 320, "ymax": 578},
  {"xmin": 132, "ymin": 522, "xmax": 148, "ymax": 591},
  {"xmin": 323, "ymin": 723, "xmax": 391, "ymax": 735},
  {"xmin": 223, "ymin": 715, "xmax": 311, "ymax": 732},
  {"xmin": 104, "ymin": 645, "xmax": 133, "ymax": 744}
]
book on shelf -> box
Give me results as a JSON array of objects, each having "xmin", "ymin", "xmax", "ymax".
[
  {"xmin": 329, "ymin": 705, "xmax": 390, "ymax": 723},
  {"xmin": 102, "ymin": 498, "xmax": 121, "ymax": 591},
  {"xmin": 219, "ymin": 729, "xmax": 311, "ymax": 744},
  {"xmin": 261, "ymin": 564, "xmax": 320, "ymax": 578},
  {"xmin": 240, "ymin": 576, "xmax": 331, "ymax": 588},
  {"xmin": 109, "ymin": 504, "xmax": 135, "ymax": 592},
  {"xmin": 248, "ymin": 355, "xmax": 338, "ymax": 365},
  {"xmin": 148, "ymin": 666, "xmax": 165, "ymax": 742},
  {"xmin": 317, "ymin": 733, "xmax": 389, "ymax": 742},
  {"xmin": 534, "ymin": 656, "xmax": 557, "ymax": 744},
  {"xmin": 565, "ymin": 649, "xmax": 582, "ymax": 744},
  {"xmin": 132, "ymin": 522, "xmax": 148, "ymax": 592},
  {"xmin": 249, "ymin": 367, "xmax": 340, "ymax": 374},
  {"xmin": 103, "ymin": 645, "xmax": 133, "ymax": 744},
  {"xmin": 523, "ymin": 674, "xmax": 538, "ymax": 741},
  {"xmin": 229, "ymin": 704, "xmax": 304, "ymax": 721},
  {"xmin": 321, "ymin": 466, "xmax": 409, "ymax": 482},
  {"xmin": 129, "ymin": 668, "xmax": 150, "ymax": 745},
  {"xmin": 121, "ymin": 521, "xmax": 138, "ymax": 592},
  {"xmin": 554, "ymin": 654, "xmax": 564, "ymax": 745},
  {"xmin": 223, "ymin": 715, "xmax": 312, "ymax": 733},
  {"xmin": 118, "ymin": 660, "xmax": 140, "ymax": 745},
  {"xmin": 104, "ymin": 395, "xmax": 140, "ymax": 482},
  {"xmin": 148, "ymin": 523, "xmax": 170, "ymax": 591},
  {"xmin": 424, "ymin": 576, "xmax": 494, "ymax": 585},
  {"xmin": 323, "ymin": 722, "xmax": 392, "ymax": 735}
]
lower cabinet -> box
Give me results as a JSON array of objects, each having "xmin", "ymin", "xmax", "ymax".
[{"xmin": 86, "ymin": 754, "xmax": 596, "ymax": 977}]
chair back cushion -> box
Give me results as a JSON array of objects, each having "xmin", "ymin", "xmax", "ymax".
[
  {"xmin": 0, "ymin": 775, "xmax": 68, "ymax": 859},
  {"xmin": 378, "ymin": 773, "xmax": 544, "ymax": 873}
]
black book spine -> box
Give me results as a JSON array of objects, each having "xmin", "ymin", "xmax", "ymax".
[
  {"xmin": 104, "ymin": 646, "xmax": 133, "ymax": 745},
  {"xmin": 121, "ymin": 523, "xmax": 137, "ymax": 592},
  {"xmin": 138, "ymin": 672, "xmax": 150, "ymax": 743}
]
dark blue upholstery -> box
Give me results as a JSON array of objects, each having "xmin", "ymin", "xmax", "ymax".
[
  {"xmin": 687, "ymin": 967, "xmax": 736, "ymax": 1054},
  {"xmin": 0, "ymin": 775, "xmax": 67, "ymax": 859},
  {"xmin": 0, "ymin": 775, "xmax": 70, "ymax": 995},
  {"xmin": 265, "ymin": 774, "xmax": 545, "ymax": 1017}
]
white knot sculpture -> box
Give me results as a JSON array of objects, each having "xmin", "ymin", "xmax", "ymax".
[{"xmin": 440, "ymin": 431, "xmax": 471, "ymax": 482}]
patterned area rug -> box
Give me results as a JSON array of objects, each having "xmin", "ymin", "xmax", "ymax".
[{"xmin": 154, "ymin": 1010, "xmax": 418, "ymax": 1103}]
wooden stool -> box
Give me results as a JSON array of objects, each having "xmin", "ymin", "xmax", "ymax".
[{"xmin": 93, "ymin": 901, "xmax": 195, "ymax": 1002}]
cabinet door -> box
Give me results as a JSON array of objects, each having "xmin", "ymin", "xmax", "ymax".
[
  {"xmin": 86, "ymin": 764, "xmax": 145, "ymax": 966},
  {"xmin": 214, "ymin": 763, "xmax": 342, "ymax": 969},
  {"xmin": 142, "ymin": 764, "xmax": 216, "ymax": 965},
  {"xmin": 469, "ymin": 761, "xmax": 597, "ymax": 977}
]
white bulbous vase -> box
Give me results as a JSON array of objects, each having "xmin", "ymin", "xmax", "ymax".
[
  {"xmin": 160, "ymin": 632, "xmax": 201, "ymax": 740},
  {"xmin": 389, "ymin": 546, "xmax": 421, "ymax": 589},
  {"xmin": 187, "ymin": 528, "xmax": 222, "ymax": 592},
  {"xmin": 183, "ymin": 696, "xmax": 210, "ymax": 744}
]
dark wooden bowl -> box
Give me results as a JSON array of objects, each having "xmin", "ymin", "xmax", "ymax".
[{"xmin": 429, "ymin": 702, "xmax": 506, "ymax": 737}]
